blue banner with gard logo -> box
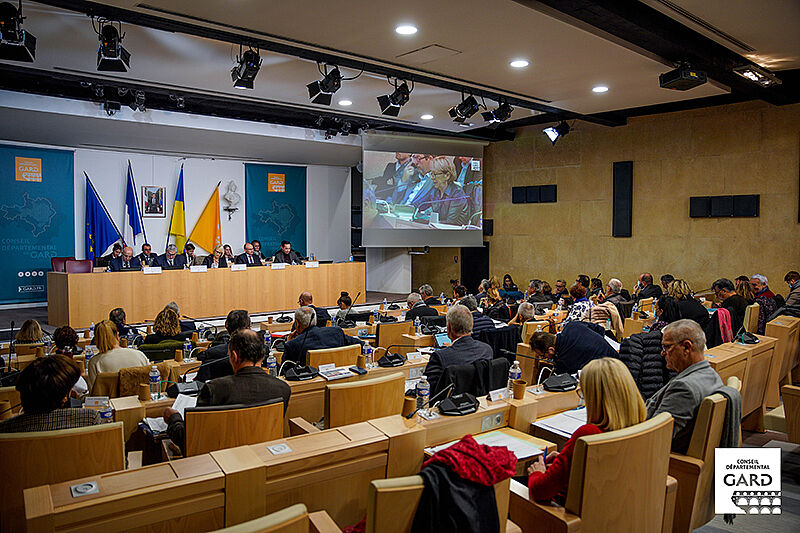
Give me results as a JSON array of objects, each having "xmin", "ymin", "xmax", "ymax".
[
  {"xmin": 0, "ymin": 144, "xmax": 75, "ymax": 304},
  {"xmin": 245, "ymin": 163, "xmax": 306, "ymax": 257}
]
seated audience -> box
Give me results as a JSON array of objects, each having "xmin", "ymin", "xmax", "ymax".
[
  {"xmin": 272, "ymin": 240, "xmax": 303, "ymax": 264},
  {"xmin": 585, "ymin": 301, "xmax": 623, "ymax": 341},
  {"xmin": 423, "ymin": 304, "xmax": 493, "ymax": 393},
  {"xmin": 203, "ymin": 244, "xmax": 228, "ymax": 268},
  {"xmin": 236, "ymin": 242, "xmax": 264, "ymax": 266},
  {"xmin": 459, "ymin": 295, "xmax": 495, "ymax": 333},
  {"xmin": 576, "ymin": 274, "xmax": 590, "ymax": 290},
  {"xmin": 223, "ymin": 244, "xmax": 235, "ymax": 262},
  {"xmin": 617, "ymin": 329, "xmax": 675, "ymax": 401},
  {"xmin": 282, "ymin": 307, "xmax": 362, "ymax": 365},
  {"xmin": 334, "ymin": 291, "xmax": 352, "ymax": 323},
  {"xmin": 509, "ymin": 302, "xmax": 536, "ymax": 326},
  {"xmin": 108, "ymin": 246, "xmax": 141, "ymax": 271},
  {"xmin": 502, "ymin": 274, "xmax": 518, "ymax": 293},
  {"xmin": 660, "ymin": 274, "xmax": 675, "ymax": 293},
  {"xmin": 298, "ymin": 290, "xmax": 331, "ymax": 326},
  {"xmin": 475, "ymin": 279, "xmax": 491, "ymax": 305},
  {"xmin": 527, "ymin": 357, "xmax": 646, "ymax": 503},
  {"xmin": 529, "ymin": 320, "xmax": 617, "ymax": 375},
  {"xmin": 750, "ymin": 274, "xmax": 775, "ymax": 300},
  {"xmin": 552, "ymin": 279, "xmax": 570, "ymax": 305},
  {"xmin": 87, "ymin": 320, "xmax": 149, "ymax": 389},
  {"xmin": 156, "ymin": 244, "xmax": 186, "ymax": 270},
  {"xmin": 483, "ymin": 288, "xmax": 510, "ymax": 321},
  {"xmin": 165, "ymin": 301, "xmax": 194, "ymax": 331},
  {"xmin": 453, "ymin": 284, "xmax": 467, "ymax": 303},
  {"xmin": 526, "ymin": 279, "xmax": 551, "ymax": 304},
  {"xmin": 634, "ymin": 272, "xmax": 663, "ymax": 301},
  {"xmin": 650, "ymin": 295, "xmax": 681, "ymax": 333},
  {"xmin": 646, "ymin": 319, "xmax": 723, "ymax": 453},
  {"xmin": 109, "ymin": 307, "xmax": 138, "ymax": 338},
  {"xmin": 734, "ymin": 277, "xmax": 755, "ymax": 304},
  {"xmin": 164, "ymin": 329, "xmax": 291, "ymax": 455},
  {"xmin": 589, "ymin": 277, "xmax": 603, "ymax": 298},
  {"xmin": 137, "ymin": 242, "xmax": 157, "ymax": 266},
  {"xmin": 419, "ymin": 284, "xmax": 441, "ymax": 305},
  {"xmin": 563, "ymin": 283, "xmax": 591, "ymax": 323},
  {"xmin": 143, "ymin": 308, "xmax": 188, "ymax": 344},
  {"xmin": 405, "ymin": 293, "xmax": 438, "ymax": 321},
  {"xmin": 196, "ymin": 310, "xmax": 251, "ymax": 382},
  {"xmin": 598, "ymin": 278, "xmax": 626, "ymax": 306},
  {"xmin": 785, "ymin": 271, "xmax": 800, "ymax": 307},
  {"xmin": 52, "ymin": 325, "xmax": 82, "ymax": 356},
  {"xmin": 15, "ymin": 319, "xmax": 49, "ymax": 345},
  {"xmin": 667, "ymin": 279, "xmax": 709, "ymax": 329},
  {"xmin": 541, "ymin": 281, "xmax": 554, "ymax": 302},
  {"xmin": 0, "ymin": 355, "xmax": 100, "ymax": 432},
  {"xmin": 712, "ymin": 278, "xmax": 748, "ymax": 334},
  {"xmin": 750, "ymin": 274, "xmax": 777, "ymax": 335}
]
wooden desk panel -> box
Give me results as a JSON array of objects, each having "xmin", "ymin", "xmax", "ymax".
[
  {"xmin": 765, "ymin": 316, "xmax": 800, "ymax": 407},
  {"xmin": 47, "ymin": 263, "xmax": 366, "ymax": 328}
]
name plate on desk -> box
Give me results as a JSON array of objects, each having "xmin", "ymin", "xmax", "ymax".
[
  {"xmin": 318, "ymin": 363, "xmax": 336, "ymax": 372},
  {"xmin": 270, "ymin": 262, "xmax": 286, "ymax": 270},
  {"xmin": 407, "ymin": 351, "xmax": 422, "ymax": 361},
  {"xmin": 304, "ymin": 261, "xmax": 319, "ymax": 268},
  {"xmin": 142, "ymin": 266, "xmax": 162, "ymax": 274},
  {"xmin": 230, "ymin": 264, "xmax": 247, "ymax": 271},
  {"xmin": 488, "ymin": 388, "xmax": 511, "ymax": 402},
  {"xmin": 189, "ymin": 265, "xmax": 207, "ymax": 273}
]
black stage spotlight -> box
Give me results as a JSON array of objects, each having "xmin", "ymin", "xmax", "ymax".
[
  {"xmin": 307, "ymin": 65, "xmax": 342, "ymax": 105},
  {"xmin": 128, "ymin": 89, "xmax": 145, "ymax": 112},
  {"xmin": 96, "ymin": 21, "xmax": 130, "ymax": 72},
  {"xmin": 448, "ymin": 95, "xmax": 480, "ymax": 123},
  {"xmin": 377, "ymin": 81, "xmax": 411, "ymax": 116},
  {"xmin": 0, "ymin": 1, "xmax": 36, "ymax": 62},
  {"xmin": 481, "ymin": 102, "xmax": 513, "ymax": 123},
  {"xmin": 542, "ymin": 121, "xmax": 570, "ymax": 145},
  {"xmin": 231, "ymin": 47, "xmax": 261, "ymax": 89}
]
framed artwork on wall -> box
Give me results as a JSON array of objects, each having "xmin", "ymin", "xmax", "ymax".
[{"xmin": 142, "ymin": 185, "xmax": 166, "ymax": 218}]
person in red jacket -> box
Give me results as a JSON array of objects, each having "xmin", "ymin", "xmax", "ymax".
[{"xmin": 527, "ymin": 357, "xmax": 647, "ymax": 503}]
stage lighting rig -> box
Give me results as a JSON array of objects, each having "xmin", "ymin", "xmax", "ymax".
[
  {"xmin": 481, "ymin": 102, "xmax": 513, "ymax": 123},
  {"xmin": 542, "ymin": 121, "xmax": 571, "ymax": 145},
  {"xmin": 448, "ymin": 94, "xmax": 480, "ymax": 123},
  {"xmin": 0, "ymin": 1, "xmax": 36, "ymax": 62},
  {"xmin": 231, "ymin": 45, "xmax": 261, "ymax": 89},
  {"xmin": 377, "ymin": 79, "xmax": 412, "ymax": 116},
  {"xmin": 94, "ymin": 18, "xmax": 130, "ymax": 72}
]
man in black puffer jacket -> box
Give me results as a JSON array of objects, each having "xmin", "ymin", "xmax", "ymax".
[{"xmin": 616, "ymin": 330, "xmax": 676, "ymax": 400}]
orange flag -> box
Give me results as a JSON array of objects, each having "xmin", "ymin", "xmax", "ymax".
[{"xmin": 188, "ymin": 182, "xmax": 222, "ymax": 254}]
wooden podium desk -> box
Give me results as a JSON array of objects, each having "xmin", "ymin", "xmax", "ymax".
[{"xmin": 47, "ymin": 262, "xmax": 366, "ymax": 329}]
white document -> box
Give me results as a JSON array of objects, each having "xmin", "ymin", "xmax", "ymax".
[
  {"xmin": 171, "ymin": 394, "xmax": 197, "ymax": 417},
  {"xmin": 144, "ymin": 417, "xmax": 168, "ymax": 433},
  {"xmin": 425, "ymin": 430, "xmax": 545, "ymax": 460},
  {"xmin": 533, "ymin": 408, "xmax": 587, "ymax": 438},
  {"xmin": 605, "ymin": 336, "xmax": 621, "ymax": 351}
]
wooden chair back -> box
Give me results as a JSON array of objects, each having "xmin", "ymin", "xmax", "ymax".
[
  {"xmin": 185, "ymin": 400, "xmax": 284, "ymax": 456},
  {"xmin": 766, "ymin": 316, "xmax": 800, "ymax": 392},
  {"xmin": 520, "ymin": 320, "xmax": 549, "ymax": 344},
  {"xmin": 375, "ymin": 321, "xmax": 414, "ymax": 352},
  {"xmin": 639, "ymin": 297, "xmax": 654, "ymax": 313},
  {"xmin": 210, "ymin": 503, "xmax": 310, "ymax": 533},
  {"xmin": 430, "ymin": 305, "xmax": 447, "ymax": 315},
  {"xmin": 0, "ymin": 386, "xmax": 21, "ymax": 417},
  {"xmin": 743, "ymin": 303, "xmax": 760, "ymax": 333},
  {"xmin": 782, "ymin": 385, "xmax": 800, "ymax": 444},
  {"xmin": 324, "ymin": 372, "xmax": 405, "ymax": 428},
  {"xmin": 91, "ymin": 371, "xmax": 120, "ymax": 397},
  {"xmin": 14, "ymin": 343, "xmax": 43, "ymax": 356},
  {"xmin": 89, "ymin": 362, "xmax": 170, "ymax": 397},
  {"xmin": 0, "ymin": 422, "xmax": 125, "ymax": 533},
  {"xmin": 564, "ymin": 412, "xmax": 673, "ymax": 532},
  {"xmin": 307, "ymin": 344, "xmax": 361, "ymax": 368},
  {"xmin": 623, "ymin": 318, "xmax": 645, "ymax": 339}
]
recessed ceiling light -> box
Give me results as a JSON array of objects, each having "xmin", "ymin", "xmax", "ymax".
[
  {"xmin": 395, "ymin": 24, "xmax": 418, "ymax": 35},
  {"xmin": 592, "ymin": 85, "xmax": 609, "ymax": 93},
  {"xmin": 510, "ymin": 59, "xmax": 529, "ymax": 68},
  {"xmin": 338, "ymin": 99, "xmax": 352, "ymax": 106},
  {"xmin": 420, "ymin": 114, "xmax": 433, "ymax": 120}
]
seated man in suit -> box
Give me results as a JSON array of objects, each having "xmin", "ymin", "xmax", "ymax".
[
  {"xmin": 405, "ymin": 292, "xmax": 438, "ymax": 321},
  {"xmin": 711, "ymin": 277, "xmax": 748, "ymax": 335},
  {"xmin": 137, "ymin": 242, "xmax": 157, "ymax": 267},
  {"xmin": 109, "ymin": 307, "xmax": 139, "ymax": 338},
  {"xmin": 529, "ymin": 320, "xmax": 617, "ymax": 375},
  {"xmin": 235, "ymin": 242, "xmax": 264, "ymax": 266},
  {"xmin": 272, "ymin": 240, "xmax": 303, "ymax": 264},
  {"xmin": 108, "ymin": 246, "xmax": 142, "ymax": 271},
  {"xmin": 182, "ymin": 243, "xmax": 197, "ymax": 267},
  {"xmin": 156, "ymin": 244, "xmax": 186, "ymax": 270},
  {"xmin": 646, "ymin": 319, "xmax": 724, "ymax": 453},
  {"xmin": 163, "ymin": 329, "xmax": 291, "ymax": 455},
  {"xmin": 423, "ymin": 304, "xmax": 493, "ymax": 393},
  {"xmin": 298, "ymin": 291, "xmax": 331, "ymax": 327},
  {"xmin": 633, "ymin": 272, "xmax": 663, "ymax": 301},
  {"xmin": 282, "ymin": 307, "xmax": 362, "ymax": 366},
  {"xmin": 196, "ymin": 309, "xmax": 250, "ymax": 382},
  {"xmin": 459, "ymin": 295, "xmax": 495, "ymax": 334},
  {"xmin": 419, "ymin": 284, "xmax": 441, "ymax": 306},
  {"xmin": 526, "ymin": 279, "xmax": 552, "ymax": 304}
]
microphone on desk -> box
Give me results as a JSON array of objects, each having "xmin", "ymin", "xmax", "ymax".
[
  {"xmin": 166, "ymin": 356, "xmax": 231, "ymax": 397},
  {"xmin": 498, "ymin": 348, "xmax": 554, "ymax": 364},
  {"xmin": 373, "ymin": 344, "xmax": 425, "ymax": 367},
  {"xmin": 182, "ymin": 315, "xmax": 219, "ymax": 339},
  {"xmin": 405, "ymin": 382, "xmax": 456, "ymax": 419},
  {"xmin": 275, "ymin": 311, "xmax": 293, "ymax": 323}
]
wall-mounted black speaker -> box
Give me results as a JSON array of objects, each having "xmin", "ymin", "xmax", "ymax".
[
  {"xmin": 483, "ymin": 219, "xmax": 494, "ymax": 236},
  {"xmin": 612, "ymin": 161, "xmax": 633, "ymax": 237},
  {"xmin": 525, "ymin": 186, "xmax": 540, "ymax": 203},
  {"xmin": 512, "ymin": 187, "xmax": 526, "ymax": 204},
  {"xmin": 710, "ymin": 196, "xmax": 733, "ymax": 217},
  {"xmin": 733, "ymin": 195, "xmax": 759, "ymax": 217},
  {"xmin": 689, "ymin": 197, "xmax": 711, "ymax": 217},
  {"xmin": 539, "ymin": 184, "xmax": 557, "ymax": 203}
]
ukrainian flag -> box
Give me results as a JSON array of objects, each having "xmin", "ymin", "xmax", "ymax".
[{"xmin": 169, "ymin": 165, "xmax": 187, "ymax": 251}]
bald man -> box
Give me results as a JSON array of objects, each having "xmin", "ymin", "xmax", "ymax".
[
  {"xmin": 108, "ymin": 246, "xmax": 142, "ymax": 271},
  {"xmin": 298, "ymin": 291, "xmax": 331, "ymax": 327}
]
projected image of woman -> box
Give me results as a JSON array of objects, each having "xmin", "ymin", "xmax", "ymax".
[{"xmin": 425, "ymin": 157, "xmax": 469, "ymax": 226}]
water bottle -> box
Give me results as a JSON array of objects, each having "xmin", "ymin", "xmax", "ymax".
[
  {"xmin": 414, "ymin": 316, "xmax": 421, "ymax": 335},
  {"xmin": 605, "ymin": 318, "xmax": 612, "ymax": 331},
  {"xmin": 382, "ymin": 297, "xmax": 388, "ymax": 310},
  {"xmin": 363, "ymin": 344, "xmax": 373, "ymax": 368},
  {"xmin": 556, "ymin": 298, "xmax": 563, "ymax": 311},
  {"xmin": 89, "ymin": 322, "xmax": 95, "ymax": 337},
  {"xmin": 632, "ymin": 301, "xmax": 640, "ymax": 314},
  {"xmin": 198, "ymin": 324, "xmax": 205, "ymax": 340},
  {"xmin": 149, "ymin": 365, "xmax": 160, "ymax": 400},
  {"xmin": 349, "ymin": 255, "xmax": 353, "ymax": 262},
  {"xmin": 373, "ymin": 310, "xmax": 380, "ymax": 323},
  {"xmin": 439, "ymin": 292, "xmax": 445, "ymax": 302},
  {"xmin": 265, "ymin": 353, "xmax": 277, "ymax": 377},
  {"xmin": 99, "ymin": 404, "xmax": 113, "ymax": 424},
  {"xmin": 264, "ymin": 331, "xmax": 271, "ymax": 351},
  {"xmin": 183, "ymin": 340, "xmax": 192, "ymax": 360},
  {"xmin": 508, "ymin": 360, "xmax": 522, "ymax": 391},
  {"xmin": 416, "ymin": 376, "xmax": 430, "ymax": 410},
  {"xmin": 84, "ymin": 345, "xmax": 94, "ymax": 362}
]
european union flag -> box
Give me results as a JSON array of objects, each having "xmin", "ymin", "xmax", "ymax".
[{"xmin": 85, "ymin": 174, "xmax": 121, "ymax": 261}]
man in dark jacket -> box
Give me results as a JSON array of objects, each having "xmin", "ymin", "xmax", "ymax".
[
  {"xmin": 785, "ymin": 271, "xmax": 800, "ymax": 308},
  {"xmin": 282, "ymin": 307, "xmax": 362, "ymax": 365},
  {"xmin": 156, "ymin": 244, "xmax": 186, "ymax": 270},
  {"xmin": 526, "ymin": 279, "xmax": 551, "ymax": 304},
  {"xmin": 634, "ymin": 272, "xmax": 663, "ymax": 301},
  {"xmin": 460, "ymin": 295, "xmax": 495, "ymax": 333},
  {"xmin": 163, "ymin": 329, "xmax": 291, "ymax": 455},
  {"xmin": 529, "ymin": 321, "xmax": 617, "ymax": 375},
  {"xmin": 298, "ymin": 291, "xmax": 331, "ymax": 327},
  {"xmin": 712, "ymin": 278, "xmax": 748, "ymax": 334},
  {"xmin": 195, "ymin": 309, "xmax": 251, "ymax": 382},
  {"xmin": 406, "ymin": 293, "xmax": 439, "ymax": 321},
  {"xmin": 419, "ymin": 284, "xmax": 442, "ymax": 306},
  {"xmin": 272, "ymin": 240, "xmax": 304, "ymax": 265},
  {"xmin": 424, "ymin": 305, "xmax": 493, "ymax": 393},
  {"xmin": 616, "ymin": 330, "xmax": 675, "ymax": 400}
]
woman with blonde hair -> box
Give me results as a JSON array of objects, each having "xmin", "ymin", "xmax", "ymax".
[
  {"xmin": 15, "ymin": 319, "xmax": 48, "ymax": 345},
  {"xmin": 483, "ymin": 287, "xmax": 510, "ymax": 321},
  {"xmin": 668, "ymin": 279, "xmax": 710, "ymax": 330},
  {"xmin": 424, "ymin": 156, "xmax": 469, "ymax": 225},
  {"xmin": 203, "ymin": 244, "xmax": 228, "ymax": 268},
  {"xmin": 143, "ymin": 308, "xmax": 186, "ymax": 344},
  {"xmin": 527, "ymin": 357, "xmax": 646, "ymax": 503},
  {"xmin": 87, "ymin": 320, "xmax": 149, "ymax": 389}
]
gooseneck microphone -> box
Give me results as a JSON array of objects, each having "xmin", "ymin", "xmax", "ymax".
[{"xmin": 405, "ymin": 382, "xmax": 456, "ymax": 419}]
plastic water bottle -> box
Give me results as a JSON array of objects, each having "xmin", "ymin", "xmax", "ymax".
[
  {"xmin": 416, "ymin": 376, "xmax": 430, "ymax": 411},
  {"xmin": 198, "ymin": 324, "xmax": 205, "ymax": 340},
  {"xmin": 89, "ymin": 322, "xmax": 95, "ymax": 337},
  {"xmin": 265, "ymin": 353, "xmax": 277, "ymax": 377},
  {"xmin": 363, "ymin": 344, "xmax": 373, "ymax": 368},
  {"xmin": 149, "ymin": 365, "xmax": 160, "ymax": 400},
  {"xmin": 414, "ymin": 316, "xmax": 421, "ymax": 335},
  {"xmin": 349, "ymin": 255, "xmax": 353, "ymax": 262},
  {"xmin": 183, "ymin": 340, "xmax": 192, "ymax": 360},
  {"xmin": 99, "ymin": 404, "xmax": 113, "ymax": 424},
  {"xmin": 382, "ymin": 297, "xmax": 388, "ymax": 309},
  {"xmin": 632, "ymin": 301, "xmax": 640, "ymax": 315},
  {"xmin": 264, "ymin": 332, "xmax": 271, "ymax": 351},
  {"xmin": 556, "ymin": 298, "xmax": 563, "ymax": 311},
  {"xmin": 439, "ymin": 292, "xmax": 445, "ymax": 302},
  {"xmin": 84, "ymin": 345, "xmax": 94, "ymax": 362},
  {"xmin": 508, "ymin": 360, "xmax": 522, "ymax": 391},
  {"xmin": 373, "ymin": 310, "xmax": 380, "ymax": 323}
]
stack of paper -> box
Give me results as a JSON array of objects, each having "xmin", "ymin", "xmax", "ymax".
[
  {"xmin": 172, "ymin": 394, "xmax": 197, "ymax": 417},
  {"xmin": 533, "ymin": 408, "xmax": 587, "ymax": 439},
  {"xmin": 424, "ymin": 430, "xmax": 545, "ymax": 460}
]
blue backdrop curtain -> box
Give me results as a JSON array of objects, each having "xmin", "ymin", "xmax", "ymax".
[
  {"xmin": 0, "ymin": 144, "xmax": 75, "ymax": 304},
  {"xmin": 245, "ymin": 164, "xmax": 307, "ymax": 257}
]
